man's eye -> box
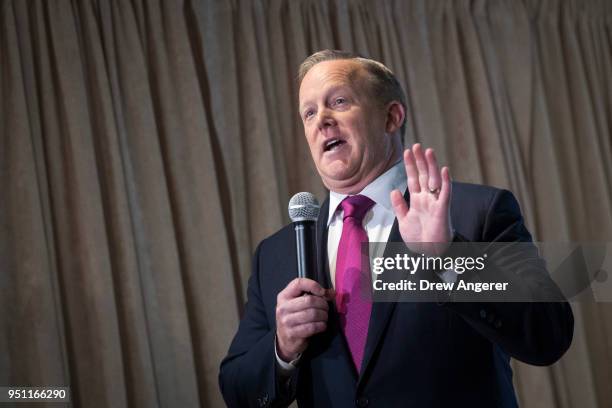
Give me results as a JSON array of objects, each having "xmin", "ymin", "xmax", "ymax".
[
  {"xmin": 304, "ymin": 110, "xmax": 314, "ymax": 119},
  {"xmin": 334, "ymin": 97, "xmax": 346, "ymax": 105}
]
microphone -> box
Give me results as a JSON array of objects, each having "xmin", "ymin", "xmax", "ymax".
[{"xmin": 288, "ymin": 192, "xmax": 320, "ymax": 280}]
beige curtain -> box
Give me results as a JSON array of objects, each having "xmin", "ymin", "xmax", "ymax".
[{"xmin": 1, "ymin": 0, "xmax": 611, "ymax": 407}]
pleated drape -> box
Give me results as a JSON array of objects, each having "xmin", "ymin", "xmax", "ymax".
[{"xmin": 1, "ymin": 1, "xmax": 611, "ymax": 407}]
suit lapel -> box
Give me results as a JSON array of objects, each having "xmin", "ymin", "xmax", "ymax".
[{"xmin": 358, "ymin": 188, "xmax": 410, "ymax": 385}]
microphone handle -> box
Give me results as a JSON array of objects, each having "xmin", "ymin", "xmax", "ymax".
[{"xmin": 294, "ymin": 220, "xmax": 317, "ymax": 280}]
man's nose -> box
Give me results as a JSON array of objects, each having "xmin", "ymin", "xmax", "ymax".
[{"xmin": 316, "ymin": 109, "xmax": 336, "ymax": 129}]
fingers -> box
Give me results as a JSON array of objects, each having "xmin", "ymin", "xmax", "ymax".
[
  {"xmin": 279, "ymin": 292, "xmax": 329, "ymax": 314},
  {"xmin": 279, "ymin": 308, "xmax": 328, "ymax": 328},
  {"xmin": 390, "ymin": 189, "xmax": 409, "ymax": 219},
  {"xmin": 404, "ymin": 149, "xmax": 420, "ymax": 193},
  {"xmin": 278, "ymin": 277, "xmax": 326, "ymax": 301},
  {"xmin": 438, "ymin": 166, "xmax": 452, "ymax": 204},
  {"xmin": 291, "ymin": 321, "xmax": 327, "ymax": 338},
  {"xmin": 425, "ymin": 148, "xmax": 441, "ymax": 192},
  {"xmin": 412, "ymin": 143, "xmax": 429, "ymax": 191},
  {"xmin": 405, "ymin": 144, "xmax": 446, "ymax": 196}
]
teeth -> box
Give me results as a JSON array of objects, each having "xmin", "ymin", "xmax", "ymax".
[{"xmin": 325, "ymin": 139, "xmax": 343, "ymax": 151}]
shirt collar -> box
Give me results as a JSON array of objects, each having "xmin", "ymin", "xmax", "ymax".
[{"xmin": 327, "ymin": 160, "xmax": 406, "ymax": 226}]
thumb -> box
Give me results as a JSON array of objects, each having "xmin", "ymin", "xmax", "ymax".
[
  {"xmin": 390, "ymin": 189, "xmax": 409, "ymax": 219},
  {"xmin": 323, "ymin": 288, "xmax": 336, "ymax": 301}
]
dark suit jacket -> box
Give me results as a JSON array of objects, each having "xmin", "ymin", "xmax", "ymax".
[{"xmin": 219, "ymin": 182, "xmax": 574, "ymax": 408}]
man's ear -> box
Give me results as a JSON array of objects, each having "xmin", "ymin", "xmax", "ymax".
[{"xmin": 385, "ymin": 101, "xmax": 405, "ymax": 134}]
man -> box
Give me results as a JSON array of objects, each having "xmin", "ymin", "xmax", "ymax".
[{"xmin": 219, "ymin": 50, "xmax": 573, "ymax": 407}]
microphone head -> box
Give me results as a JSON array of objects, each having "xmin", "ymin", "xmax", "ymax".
[{"xmin": 288, "ymin": 192, "xmax": 320, "ymax": 222}]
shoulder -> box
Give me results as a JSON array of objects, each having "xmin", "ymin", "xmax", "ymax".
[
  {"xmin": 258, "ymin": 222, "xmax": 293, "ymax": 247},
  {"xmin": 253, "ymin": 223, "xmax": 295, "ymax": 266},
  {"xmin": 251, "ymin": 224, "xmax": 297, "ymax": 281},
  {"xmin": 450, "ymin": 182, "xmax": 527, "ymax": 241},
  {"xmin": 451, "ymin": 181, "xmax": 501, "ymax": 201},
  {"xmin": 451, "ymin": 181, "xmax": 521, "ymax": 212}
]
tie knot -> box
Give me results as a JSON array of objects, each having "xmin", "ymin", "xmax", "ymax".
[{"xmin": 340, "ymin": 195, "xmax": 375, "ymax": 223}]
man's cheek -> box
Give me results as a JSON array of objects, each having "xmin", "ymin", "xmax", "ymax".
[{"xmin": 306, "ymin": 139, "xmax": 317, "ymax": 155}]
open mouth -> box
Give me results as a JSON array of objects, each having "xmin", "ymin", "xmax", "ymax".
[{"xmin": 324, "ymin": 138, "xmax": 346, "ymax": 152}]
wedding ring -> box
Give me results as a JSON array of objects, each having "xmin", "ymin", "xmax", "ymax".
[{"xmin": 429, "ymin": 187, "xmax": 441, "ymax": 195}]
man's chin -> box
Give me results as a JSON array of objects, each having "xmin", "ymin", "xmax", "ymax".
[
  {"xmin": 320, "ymin": 152, "xmax": 357, "ymax": 169},
  {"xmin": 320, "ymin": 172, "xmax": 364, "ymax": 193}
]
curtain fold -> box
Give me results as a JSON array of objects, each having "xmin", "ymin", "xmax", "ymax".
[{"xmin": 1, "ymin": 0, "xmax": 611, "ymax": 406}]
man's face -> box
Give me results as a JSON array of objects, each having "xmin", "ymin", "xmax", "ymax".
[{"xmin": 299, "ymin": 60, "xmax": 395, "ymax": 194}]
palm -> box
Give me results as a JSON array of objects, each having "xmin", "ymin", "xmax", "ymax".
[{"xmin": 390, "ymin": 144, "xmax": 453, "ymax": 256}]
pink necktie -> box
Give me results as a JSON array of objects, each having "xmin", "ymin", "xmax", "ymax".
[{"xmin": 335, "ymin": 195, "xmax": 375, "ymax": 373}]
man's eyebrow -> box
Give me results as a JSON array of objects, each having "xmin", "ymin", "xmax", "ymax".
[
  {"xmin": 299, "ymin": 85, "xmax": 351, "ymax": 109},
  {"xmin": 298, "ymin": 100, "xmax": 313, "ymax": 113}
]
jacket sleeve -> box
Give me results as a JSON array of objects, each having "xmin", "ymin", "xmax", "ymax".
[
  {"xmin": 444, "ymin": 189, "xmax": 574, "ymax": 366},
  {"xmin": 219, "ymin": 241, "xmax": 297, "ymax": 408}
]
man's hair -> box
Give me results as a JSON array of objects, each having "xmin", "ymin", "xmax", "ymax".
[{"xmin": 298, "ymin": 49, "xmax": 407, "ymax": 137}]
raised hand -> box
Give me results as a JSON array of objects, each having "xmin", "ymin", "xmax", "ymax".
[{"xmin": 390, "ymin": 143, "xmax": 453, "ymax": 256}]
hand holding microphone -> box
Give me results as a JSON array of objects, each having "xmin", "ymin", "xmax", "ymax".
[{"xmin": 275, "ymin": 193, "xmax": 334, "ymax": 362}]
